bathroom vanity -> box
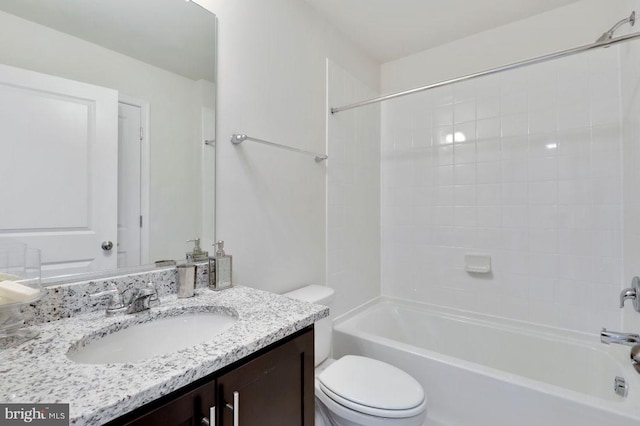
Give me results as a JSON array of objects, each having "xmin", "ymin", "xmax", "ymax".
[
  {"xmin": 118, "ymin": 327, "xmax": 313, "ymax": 426},
  {"xmin": 0, "ymin": 280, "xmax": 327, "ymax": 425}
]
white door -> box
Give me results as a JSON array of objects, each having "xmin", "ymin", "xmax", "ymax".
[
  {"xmin": 117, "ymin": 102, "xmax": 142, "ymax": 267},
  {"xmin": 0, "ymin": 63, "xmax": 118, "ymax": 276}
]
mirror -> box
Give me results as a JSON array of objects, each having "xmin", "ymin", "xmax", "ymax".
[{"xmin": 0, "ymin": 0, "xmax": 216, "ymax": 282}]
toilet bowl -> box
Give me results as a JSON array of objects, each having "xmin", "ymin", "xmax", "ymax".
[{"xmin": 284, "ymin": 285, "xmax": 427, "ymax": 426}]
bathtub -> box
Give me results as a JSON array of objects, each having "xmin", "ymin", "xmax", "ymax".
[{"xmin": 332, "ymin": 298, "xmax": 640, "ymax": 426}]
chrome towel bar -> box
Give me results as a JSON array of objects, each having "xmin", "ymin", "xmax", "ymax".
[{"xmin": 230, "ymin": 134, "xmax": 328, "ymax": 162}]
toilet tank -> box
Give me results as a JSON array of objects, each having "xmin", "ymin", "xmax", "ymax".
[{"xmin": 284, "ymin": 285, "xmax": 334, "ymax": 366}]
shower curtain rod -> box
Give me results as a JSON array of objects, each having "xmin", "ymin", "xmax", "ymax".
[{"xmin": 330, "ymin": 30, "xmax": 640, "ymax": 114}]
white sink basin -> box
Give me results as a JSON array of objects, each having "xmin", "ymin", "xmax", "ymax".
[{"xmin": 67, "ymin": 312, "xmax": 237, "ymax": 364}]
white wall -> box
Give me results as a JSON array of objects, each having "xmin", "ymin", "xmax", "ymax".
[
  {"xmin": 196, "ymin": 0, "xmax": 380, "ymax": 298},
  {"xmin": 0, "ymin": 10, "xmax": 206, "ymax": 263},
  {"xmin": 380, "ymin": 0, "xmax": 640, "ymax": 333}
]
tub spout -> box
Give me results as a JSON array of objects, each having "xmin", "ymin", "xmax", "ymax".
[{"xmin": 601, "ymin": 328, "xmax": 640, "ymax": 346}]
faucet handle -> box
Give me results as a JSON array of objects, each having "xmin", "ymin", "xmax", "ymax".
[
  {"xmin": 621, "ymin": 288, "xmax": 636, "ymax": 308},
  {"xmin": 621, "ymin": 277, "xmax": 640, "ymax": 311},
  {"xmin": 145, "ymin": 282, "xmax": 159, "ymax": 302},
  {"xmin": 90, "ymin": 287, "xmax": 125, "ymax": 311}
]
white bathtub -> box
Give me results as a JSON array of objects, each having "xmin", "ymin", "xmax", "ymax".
[{"xmin": 332, "ymin": 298, "xmax": 640, "ymax": 426}]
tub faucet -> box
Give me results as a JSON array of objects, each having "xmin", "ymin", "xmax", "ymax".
[{"xmin": 601, "ymin": 328, "xmax": 640, "ymax": 346}]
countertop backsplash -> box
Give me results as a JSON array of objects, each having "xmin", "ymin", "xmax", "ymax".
[{"xmin": 20, "ymin": 262, "xmax": 210, "ymax": 325}]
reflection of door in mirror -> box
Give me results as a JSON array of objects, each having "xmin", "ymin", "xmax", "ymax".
[
  {"xmin": 118, "ymin": 101, "xmax": 145, "ymax": 268},
  {"xmin": 0, "ymin": 63, "xmax": 118, "ymax": 275}
]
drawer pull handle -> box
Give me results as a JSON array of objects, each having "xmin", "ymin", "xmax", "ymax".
[
  {"xmin": 201, "ymin": 406, "xmax": 215, "ymax": 426},
  {"xmin": 225, "ymin": 391, "xmax": 240, "ymax": 426}
]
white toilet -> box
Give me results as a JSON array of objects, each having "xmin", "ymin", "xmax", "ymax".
[{"xmin": 284, "ymin": 285, "xmax": 427, "ymax": 426}]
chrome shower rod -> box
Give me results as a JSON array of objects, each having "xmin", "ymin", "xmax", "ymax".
[
  {"xmin": 230, "ymin": 134, "xmax": 328, "ymax": 162},
  {"xmin": 331, "ymin": 30, "xmax": 640, "ymax": 114}
]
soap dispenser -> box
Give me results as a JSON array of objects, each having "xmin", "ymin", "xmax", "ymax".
[
  {"xmin": 210, "ymin": 241, "xmax": 232, "ymax": 290},
  {"xmin": 186, "ymin": 238, "xmax": 208, "ymax": 262}
]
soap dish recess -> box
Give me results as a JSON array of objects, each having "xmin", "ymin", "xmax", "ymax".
[{"xmin": 465, "ymin": 254, "xmax": 491, "ymax": 274}]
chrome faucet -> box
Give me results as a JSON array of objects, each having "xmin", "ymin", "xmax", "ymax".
[
  {"xmin": 90, "ymin": 282, "xmax": 159, "ymax": 316},
  {"xmin": 601, "ymin": 328, "xmax": 640, "ymax": 346},
  {"xmin": 126, "ymin": 284, "xmax": 159, "ymax": 314}
]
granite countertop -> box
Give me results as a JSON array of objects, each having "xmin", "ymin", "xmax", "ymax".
[{"xmin": 0, "ymin": 286, "xmax": 328, "ymax": 425}]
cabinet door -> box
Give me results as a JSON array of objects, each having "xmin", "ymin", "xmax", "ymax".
[
  {"xmin": 124, "ymin": 380, "xmax": 216, "ymax": 426},
  {"xmin": 217, "ymin": 328, "xmax": 314, "ymax": 426}
]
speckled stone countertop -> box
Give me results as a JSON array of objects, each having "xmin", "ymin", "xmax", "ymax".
[{"xmin": 0, "ymin": 286, "xmax": 328, "ymax": 425}]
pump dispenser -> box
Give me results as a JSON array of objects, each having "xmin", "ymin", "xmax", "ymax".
[
  {"xmin": 210, "ymin": 241, "xmax": 232, "ymax": 290},
  {"xmin": 186, "ymin": 238, "xmax": 208, "ymax": 262}
]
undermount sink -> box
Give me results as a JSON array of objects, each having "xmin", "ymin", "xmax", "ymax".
[{"xmin": 66, "ymin": 311, "xmax": 238, "ymax": 364}]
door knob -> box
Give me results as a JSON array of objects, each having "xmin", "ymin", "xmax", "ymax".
[{"xmin": 101, "ymin": 241, "xmax": 114, "ymax": 251}]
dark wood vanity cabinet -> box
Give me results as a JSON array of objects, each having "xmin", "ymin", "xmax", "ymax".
[
  {"xmin": 113, "ymin": 326, "xmax": 314, "ymax": 426},
  {"xmin": 217, "ymin": 326, "xmax": 314, "ymax": 426},
  {"xmin": 123, "ymin": 382, "xmax": 216, "ymax": 426}
]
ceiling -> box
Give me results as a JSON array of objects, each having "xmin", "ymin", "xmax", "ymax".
[{"xmin": 304, "ymin": 0, "xmax": 581, "ymax": 63}]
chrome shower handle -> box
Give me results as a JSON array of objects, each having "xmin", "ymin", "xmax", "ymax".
[
  {"xmin": 621, "ymin": 288, "xmax": 636, "ymax": 308},
  {"xmin": 620, "ymin": 277, "xmax": 640, "ymax": 312}
]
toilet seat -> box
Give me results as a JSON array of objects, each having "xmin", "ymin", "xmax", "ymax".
[{"xmin": 317, "ymin": 355, "xmax": 426, "ymax": 419}]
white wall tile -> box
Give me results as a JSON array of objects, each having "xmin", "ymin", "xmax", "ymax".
[
  {"xmin": 476, "ymin": 162, "xmax": 501, "ymax": 184},
  {"xmin": 502, "ymin": 182, "xmax": 528, "ymax": 205},
  {"xmin": 501, "ymin": 113, "xmax": 529, "ymax": 137},
  {"xmin": 435, "ymin": 164, "xmax": 454, "ymax": 185},
  {"xmin": 454, "ymin": 185, "xmax": 476, "ymax": 205},
  {"xmin": 477, "ymin": 183, "xmax": 502, "ymax": 205},
  {"xmin": 529, "ymin": 109, "xmax": 558, "ymax": 135},
  {"xmin": 500, "ymin": 90, "xmax": 528, "ymax": 115},
  {"xmin": 477, "ymin": 96, "xmax": 501, "ymax": 120},
  {"xmin": 477, "ymin": 206, "xmax": 502, "ymax": 228},
  {"xmin": 434, "ymin": 105, "xmax": 454, "ymax": 126},
  {"xmin": 528, "ymin": 181, "xmax": 557, "ymax": 204},
  {"xmin": 558, "ymin": 102, "xmax": 591, "ymax": 130},
  {"xmin": 528, "ymin": 156, "xmax": 558, "ymax": 181},
  {"xmin": 501, "ymin": 158, "xmax": 528, "ymax": 182},
  {"xmin": 454, "ymin": 163, "xmax": 477, "ymax": 185},
  {"xmin": 454, "ymin": 142, "xmax": 477, "ymax": 164},
  {"xmin": 454, "ymin": 206, "xmax": 477, "ymax": 227},
  {"xmin": 476, "ymin": 118, "xmax": 501, "ymax": 141},
  {"xmin": 476, "ymin": 140, "xmax": 502, "ymax": 163},
  {"xmin": 454, "ymin": 122, "xmax": 477, "ymax": 143},
  {"xmin": 454, "ymin": 100, "xmax": 476, "ymax": 123}
]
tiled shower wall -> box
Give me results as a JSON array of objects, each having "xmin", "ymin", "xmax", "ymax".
[
  {"xmin": 381, "ymin": 45, "xmax": 627, "ymax": 333},
  {"xmin": 621, "ymin": 40, "xmax": 640, "ymax": 332}
]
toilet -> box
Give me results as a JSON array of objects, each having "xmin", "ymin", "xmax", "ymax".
[{"xmin": 284, "ymin": 285, "xmax": 427, "ymax": 426}]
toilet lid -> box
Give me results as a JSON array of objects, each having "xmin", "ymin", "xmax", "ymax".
[{"xmin": 318, "ymin": 355, "xmax": 425, "ymax": 417}]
